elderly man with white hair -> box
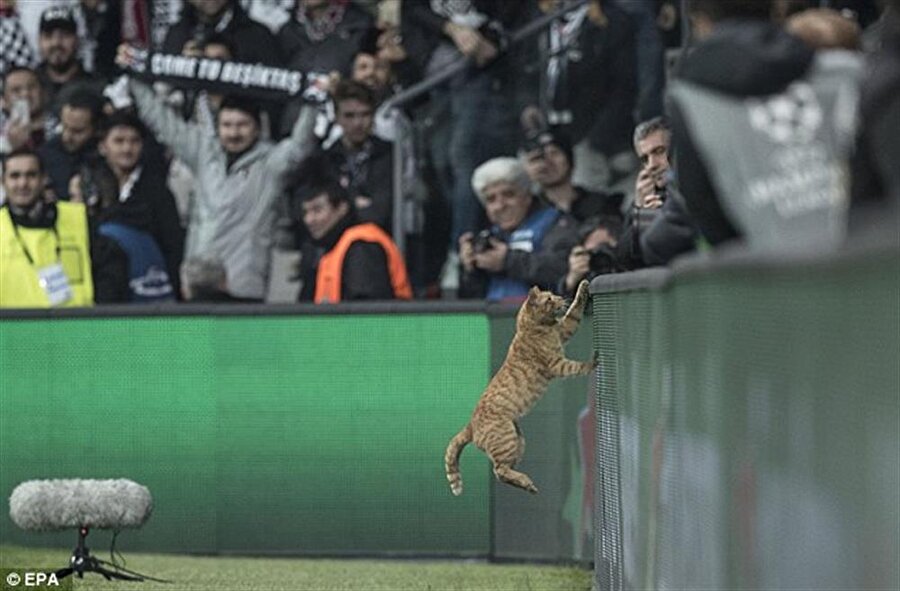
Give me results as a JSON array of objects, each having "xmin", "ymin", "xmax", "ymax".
[{"xmin": 457, "ymin": 157, "xmax": 578, "ymax": 301}]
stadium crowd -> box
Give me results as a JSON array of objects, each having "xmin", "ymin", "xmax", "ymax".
[{"xmin": 0, "ymin": 0, "xmax": 896, "ymax": 307}]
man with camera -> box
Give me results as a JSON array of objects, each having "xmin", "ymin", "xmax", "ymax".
[
  {"xmin": 618, "ymin": 116, "xmax": 699, "ymax": 268},
  {"xmin": 458, "ymin": 157, "xmax": 572, "ymax": 301}
]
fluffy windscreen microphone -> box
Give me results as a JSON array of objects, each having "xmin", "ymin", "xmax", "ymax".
[{"xmin": 9, "ymin": 479, "xmax": 152, "ymax": 531}]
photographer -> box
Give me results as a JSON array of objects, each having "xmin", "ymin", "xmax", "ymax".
[
  {"xmin": 561, "ymin": 215, "xmax": 624, "ymax": 297},
  {"xmin": 458, "ymin": 157, "xmax": 571, "ymax": 301},
  {"xmin": 618, "ymin": 116, "xmax": 698, "ymax": 268}
]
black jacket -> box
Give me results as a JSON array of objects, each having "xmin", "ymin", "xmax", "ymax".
[
  {"xmin": 323, "ymin": 137, "xmax": 393, "ymax": 234},
  {"xmin": 85, "ymin": 162, "xmax": 185, "ymax": 295},
  {"xmin": 162, "ymin": 3, "xmax": 281, "ymax": 66},
  {"xmin": 37, "ymin": 136, "xmax": 99, "ymax": 202},
  {"xmin": 668, "ymin": 20, "xmax": 815, "ymax": 246},
  {"xmin": 850, "ymin": 11, "xmax": 900, "ymax": 233},
  {"xmin": 546, "ymin": 3, "xmax": 637, "ymax": 155},
  {"xmin": 403, "ymin": 0, "xmax": 531, "ymax": 90},
  {"xmin": 298, "ymin": 211, "xmax": 394, "ymax": 302},
  {"xmin": 276, "ymin": 3, "xmax": 373, "ymax": 76}
]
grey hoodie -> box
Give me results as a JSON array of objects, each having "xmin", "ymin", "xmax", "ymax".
[{"xmin": 131, "ymin": 79, "xmax": 317, "ymax": 299}]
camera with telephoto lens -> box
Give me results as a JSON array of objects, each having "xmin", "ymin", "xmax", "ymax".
[
  {"xmin": 587, "ymin": 244, "xmax": 621, "ymax": 277},
  {"xmin": 471, "ymin": 229, "xmax": 495, "ymax": 254}
]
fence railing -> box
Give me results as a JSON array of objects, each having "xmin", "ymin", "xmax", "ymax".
[{"xmin": 589, "ymin": 239, "xmax": 900, "ymax": 590}]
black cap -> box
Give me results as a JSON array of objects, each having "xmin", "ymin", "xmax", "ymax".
[
  {"xmin": 40, "ymin": 6, "xmax": 77, "ymax": 35},
  {"xmin": 520, "ymin": 128, "xmax": 574, "ymax": 168}
]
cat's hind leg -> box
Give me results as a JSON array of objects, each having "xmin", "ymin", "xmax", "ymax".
[
  {"xmin": 513, "ymin": 421, "xmax": 526, "ymax": 467},
  {"xmin": 484, "ymin": 421, "xmax": 538, "ymax": 494}
]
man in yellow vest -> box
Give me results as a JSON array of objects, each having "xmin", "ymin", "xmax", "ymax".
[
  {"xmin": 295, "ymin": 180, "xmax": 412, "ymax": 303},
  {"xmin": 1, "ymin": 148, "xmax": 95, "ymax": 307}
]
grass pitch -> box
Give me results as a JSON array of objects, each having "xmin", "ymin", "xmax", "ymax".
[{"xmin": 0, "ymin": 545, "xmax": 591, "ymax": 591}]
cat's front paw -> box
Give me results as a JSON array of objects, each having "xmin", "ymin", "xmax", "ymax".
[{"xmin": 576, "ymin": 279, "xmax": 590, "ymax": 305}]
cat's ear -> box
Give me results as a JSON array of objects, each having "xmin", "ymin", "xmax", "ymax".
[{"xmin": 527, "ymin": 286, "xmax": 539, "ymax": 300}]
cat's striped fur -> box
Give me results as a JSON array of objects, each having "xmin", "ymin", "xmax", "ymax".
[{"xmin": 445, "ymin": 281, "xmax": 595, "ymax": 495}]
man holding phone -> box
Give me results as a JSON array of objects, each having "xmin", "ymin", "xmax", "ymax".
[
  {"xmin": 633, "ymin": 116, "xmax": 671, "ymax": 210},
  {"xmin": 1, "ymin": 67, "xmax": 50, "ymax": 156}
]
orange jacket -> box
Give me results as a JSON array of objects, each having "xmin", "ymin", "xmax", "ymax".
[{"xmin": 314, "ymin": 223, "xmax": 413, "ymax": 303}]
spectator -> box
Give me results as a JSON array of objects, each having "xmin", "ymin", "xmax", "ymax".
[
  {"xmin": 405, "ymin": 1, "xmax": 525, "ymax": 247},
  {"xmin": 37, "ymin": 88, "xmax": 102, "ymax": 201},
  {"xmin": 295, "ymin": 179, "xmax": 411, "ymax": 303},
  {"xmin": 560, "ymin": 214, "xmax": 624, "ymax": 296},
  {"xmin": 622, "ymin": 116, "xmax": 699, "ymax": 267},
  {"xmin": 162, "ymin": 0, "xmax": 280, "ymax": 67},
  {"xmin": 524, "ymin": 0, "xmax": 638, "ymax": 193},
  {"xmin": 668, "ymin": 0, "xmax": 863, "ymax": 252},
  {"xmin": 72, "ymin": 0, "xmax": 123, "ymax": 78},
  {"xmin": 0, "ymin": 0, "xmax": 35, "ymax": 78},
  {"xmin": 276, "ymin": 0, "xmax": 374, "ymax": 138},
  {"xmin": 324, "ymin": 80, "xmax": 393, "ymax": 233},
  {"xmin": 277, "ymin": 0, "xmax": 374, "ymax": 77},
  {"xmin": 0, "ymin": 147, "xmax": 127, "ymax": 307},
  {"xmin": 458, "ymin": 157, "xmax": 566, "ymax": 301},
  {"xmin": 35, "ymin": 6, "xmax": 99, "ymax": 117},
  {"xmin": 120, "ymin": 45, "xmax": 319, "ymax": 301},
  {"xmin": 1, "ymin": 66, "xmax": 52, "ymax": 155},
  {"xmin": 179, "ymin": 255, "xmax": 257, "ymax": 302},
  {"xmin": 197, "ymin": 33, "xmax": 235, "ymax": 115},
  {"xmin": 519, "ymin": 129, "xmax": 624, "ymax": 224},
  {"xmin": 849, "ymin": 1, "xmax": 900, "ymax": 232},
  {"xmin": 69, "ymin": 111, "xmax": 184, "ymax": 302},
  {"xmin": 611, "ymin": 0, "xmax": 666, "ymax": 122}
]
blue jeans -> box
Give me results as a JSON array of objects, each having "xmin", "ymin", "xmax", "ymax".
[
  {"xmin": 615, "ymin": 0, "xmax": 665, "ymax": 122},
  {"xmin": 432, "ymin": 69, "xmax": 518, "ymax": 246}
]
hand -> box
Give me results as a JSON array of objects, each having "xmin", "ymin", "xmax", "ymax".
[
  {"xmin": 5, "ymin": 119, "xmax": 33, "ymax": 151},
  {"xmin": 377, "ymin": 29, "xmax": 407, "ymax": 63},
  {"xmin": 115, "ymin": 43, "xmax": 140, "ymax": 69},
  {"xmin": 445, "ymin": 23, "xmax": 482, "ymax": 57},
  {"xmin": 458, "ymin": 232, "xmax": 476, "ymax": 273},
  {"xmin": 473, "ymin": 238, "xmax": 508, "ymax": 273},
  {"xmin": 657, "ymin": 2, "xmax": 678, "ymax": 30},
  {"xmin": 565, "ymin": 246, "xmax": 590, "ymax": 292},
  {"xmin": 69, "ymin": 174, "xmax": 84, "ymax": 203},
  {"xmin": 182, "ymin": 40, "xmax": 202, "ymax": 57},
  {"xmin": 635, "ymin": 168, "xmax": 655, "ymax": 205},
  {"xmin": 324, "ymin": 71, "xmax": 342, "ymax": 96},
  {"xmin": 473, "ymin": 38, "xmax": 498, "ymax": 67},
  {"xmin": 520, "ymin": 105, "xmax": 545, "ymax": 135},
  {"xmin": 643, "ymin": 193, "xmax": 664, "ymax": 209}
]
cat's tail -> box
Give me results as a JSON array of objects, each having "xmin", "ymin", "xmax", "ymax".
[{"xmin": 445, "ymin": 424, "xmax": 473, "ymax": 496}]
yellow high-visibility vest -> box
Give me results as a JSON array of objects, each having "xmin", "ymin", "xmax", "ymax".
[{"xmin": 0, "ymin": 202, "xmax": 94, "ymax": 308}]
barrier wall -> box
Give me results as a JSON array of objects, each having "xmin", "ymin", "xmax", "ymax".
[
  {"xmin": 0, "ymin": 304, "xmax": 594, "ymax": 561},
  {"xmin": 591, "ymin": 244, "xmax": 900, "ymax": 590},
  {"xmin": 0, "ymin": 311, "xmax": 494, "ymax": 555}
]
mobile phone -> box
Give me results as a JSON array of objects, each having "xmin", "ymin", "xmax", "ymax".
[{"xmin": 11, "ymin": 98, "xmax": 30, "ymax": 125}]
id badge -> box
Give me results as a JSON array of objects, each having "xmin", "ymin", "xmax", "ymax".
[{"xmin": 37, "ymin": 263, "xmax": 74, "ymax": 307}]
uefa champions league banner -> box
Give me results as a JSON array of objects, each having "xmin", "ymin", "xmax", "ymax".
[{"xmin": 120, "ymin": 49, "xmax": 330, "ymax": 102}]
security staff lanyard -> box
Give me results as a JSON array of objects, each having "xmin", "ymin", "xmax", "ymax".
[{"xmin": 8, "ymin": 214, "xmax": 73, "ymax": 306}]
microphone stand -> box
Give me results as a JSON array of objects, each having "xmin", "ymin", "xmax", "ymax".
[{"xmin": 55, "ymin": 527, "xmax": 146, "ymax": 582}]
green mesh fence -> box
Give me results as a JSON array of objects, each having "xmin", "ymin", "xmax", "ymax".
[
  {"xmin": 0, "ymin": 314, "xmax": 492, "ymax": 555},
  {"xmin": 591, "ymin": 248, "xmax": 900, "ymax": 590}
]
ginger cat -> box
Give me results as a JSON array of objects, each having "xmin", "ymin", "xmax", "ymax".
[{"xmin": 445, "ymin": 280, "xmax": 595, "ymax": 495}]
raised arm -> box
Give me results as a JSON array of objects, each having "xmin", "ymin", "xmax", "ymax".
[
  {"xmin": 128, "ymin": 78, "xmax": 211, "ymax": 171},
  {"xmin": 266, "ymin": 105, "xmax": 319, "ymax": 180}
]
